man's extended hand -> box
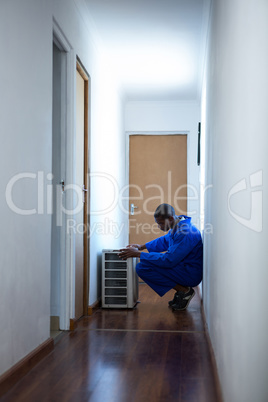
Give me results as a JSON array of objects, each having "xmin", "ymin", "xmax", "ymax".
[
  {"xmin": 118, "ymin": 247, "xmax": 141, "ymax": 260},
  {"xmin": 126, "ymin": 244, "xmax": 142, "ymax": 250}
]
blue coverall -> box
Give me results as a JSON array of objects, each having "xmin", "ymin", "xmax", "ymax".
[{"xmin": 136, "ymin": 216, "xmax": 203, "ymax": 296}]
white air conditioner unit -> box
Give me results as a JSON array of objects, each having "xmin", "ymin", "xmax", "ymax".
[{"xmin": 102, "ymin": 249, "xmax": 139, "ymax": 308}]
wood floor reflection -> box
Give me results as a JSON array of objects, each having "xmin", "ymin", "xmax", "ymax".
[{"xmin": 2, "ymin": 284, "xmax": 220, "ymax": 402}]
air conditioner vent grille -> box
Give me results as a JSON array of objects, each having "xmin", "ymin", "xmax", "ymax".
[
  {"xmin": 105, "ymin": 297, "xmax": 127, "ymax": 305},
  {"xmin": 105, "ymin": 271, "xmax": 127, "ymax": 279},
  {"xmin": 104, "ymin": 253, "xmax": 121, "ymax": 261},
  {"xmin": 105, "ymin": 262, "xmax": 127, "ymax": 269},
  {"xmin": 105, "ymin": 279, "xmax": 127, "ymax": 287},
  {"xmin": 105, "ymin": 288, "xmax": 127, "ymax": 296}
]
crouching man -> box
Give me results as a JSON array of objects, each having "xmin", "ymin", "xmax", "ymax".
[{"xmin": 118, "ymin": 203, "xmax": 203, "ymax": 311}]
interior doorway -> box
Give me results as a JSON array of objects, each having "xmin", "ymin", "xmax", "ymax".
[
  {"xmin": 50, "ymin": 41, "xmax": 67, "ymax": 336},
  {"xmin": 128, "ymin": 134, "xmax": 187, "ymax": 246},
  {"xmin": 74, "ymin": 60, "xmax": 89, "ymax": 319}
]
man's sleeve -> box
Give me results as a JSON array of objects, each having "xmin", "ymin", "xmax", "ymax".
[
  {"xmin": 141, "ymin": 232, "xmax": 200, "ymax": 268},
  {"xmin": 145, "ymin": 233, "xmax": 170, "ymax": 252}
]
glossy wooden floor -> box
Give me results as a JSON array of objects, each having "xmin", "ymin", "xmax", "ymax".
[{"xmin": 2, "ymin": 284, "xmax": 219, "ymax": 402}]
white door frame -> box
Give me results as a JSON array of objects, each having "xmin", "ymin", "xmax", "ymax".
[{"xmin": 53, "ymin": 19, "xmax": 75, "ymax": 330}]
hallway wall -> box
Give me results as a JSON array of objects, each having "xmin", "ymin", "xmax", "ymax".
[
  {"xmin": 0, "ymin": 0, "xmax": 127, "ymax": 377},
  {"xmin": 202, "ymin": 0, "xmax": 268, "ymax": 401},
  {"xmin": 125, "ymin": 100, "xmax": 201, "ymax": 226}
]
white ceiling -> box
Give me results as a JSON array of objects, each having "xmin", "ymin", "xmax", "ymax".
[{"xmin": 84, "ymin": 0, "xmax": 210, "ymax": 101}]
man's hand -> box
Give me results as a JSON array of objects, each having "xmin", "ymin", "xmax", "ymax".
[
  {"xmin": 118, "ymin": 247, "xmax": 141, "ymax": 260},
  {"xmin": 126, "ymin": 244, "xmax": 141, "ymax": 250},
  {"xmin": 126, "ymin": 243, "xmax": 147, "ymax": 251}
]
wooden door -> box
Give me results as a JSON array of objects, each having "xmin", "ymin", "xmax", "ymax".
[
  {"xmin": 75, "ymin": 63, "xmax": 89, "ymax": 319},
  {"xmin": 129, "ymin": 135, "xmax": 187, "ymax": 246}
]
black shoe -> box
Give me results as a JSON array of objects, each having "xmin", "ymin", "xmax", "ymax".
[
  {"xmin": 168, "ymin": 292, "xmax": 179, "ymax": 306},
  {"xmin": 171, "ymin": 288, "xmax": 195, "ymax": 311},
  {"xmin": 168, "ymin": 288, "xmax": 193, "ymax": 306}
]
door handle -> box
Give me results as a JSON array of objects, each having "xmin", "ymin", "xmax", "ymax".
[
  {"xmin": 82, "ymin": 184, "xmax": 88, "ymax": 203},
  {"xmin": 130, "ymin": 203, "xmax": 138, "ymax": 215},
  {"xmin": 60, "ymin": 180, "xmax": 65, "ymax": 192}
]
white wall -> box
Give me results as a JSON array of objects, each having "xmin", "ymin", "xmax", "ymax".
[
  {"xmin": 125, "ymin": 101, "xmax": 201, "ymax": 226},
  {"xmin": 0, "ymin": 0, "xmax": 127, "ymax": 376},
  {"xmin": 0, "ymin": 0, "xmax": 53, "ymax": 377},
  {"xmin": 202, "ymin": 0, "xmax": 268, "ymax": 401},
  {"xmin": 88, "ymin": 52, "xmax": 128, "ymax": 304}
]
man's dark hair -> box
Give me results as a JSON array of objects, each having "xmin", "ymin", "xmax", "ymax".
[{"xmin": 154, "ymin": 204, "xmax": 175, "ymax": 219}]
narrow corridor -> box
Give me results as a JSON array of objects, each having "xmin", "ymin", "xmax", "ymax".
[{"xmin": 2, "ymin": 284, "xmax": 220, "ymax": 401}]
